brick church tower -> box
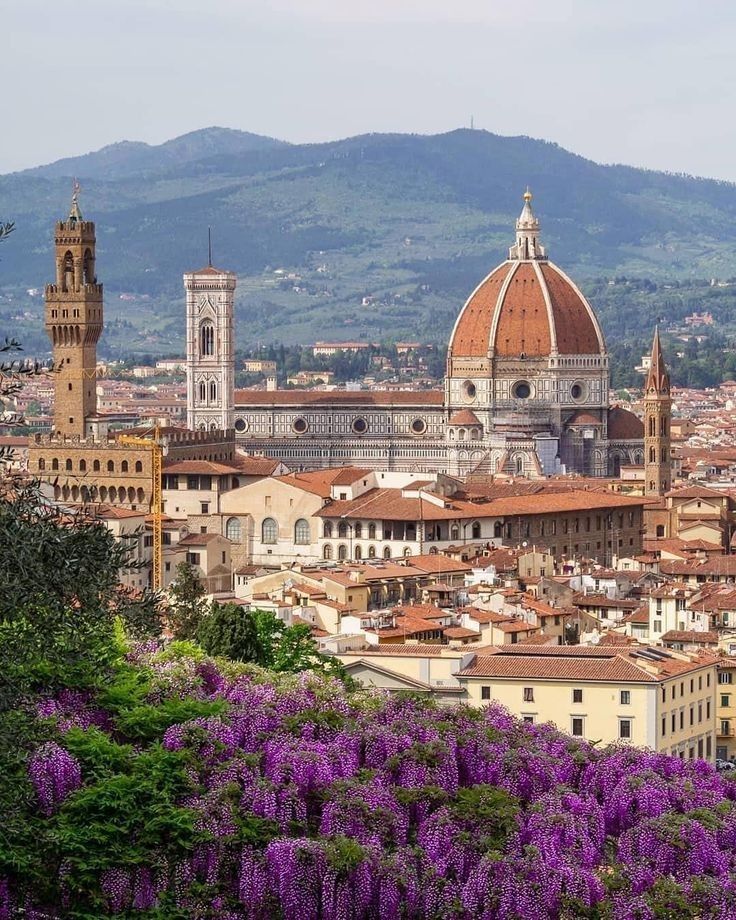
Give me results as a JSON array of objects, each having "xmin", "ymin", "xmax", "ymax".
[
  {"xmin": 644, "ymin": 326, "xmax": 672, "ymax": 496},
  {"xmin": 45, "ymin": 184, "xmax": 103, "ymax": 437}
]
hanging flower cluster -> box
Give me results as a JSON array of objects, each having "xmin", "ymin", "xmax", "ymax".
[{"xmin": 27, "ymin": 742, "xmax": 82, "ymax": 816}]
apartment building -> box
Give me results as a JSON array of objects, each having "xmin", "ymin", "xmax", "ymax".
[{"xmin": 455, "ymin": 645, "xmax": 717, "ymax": 759}]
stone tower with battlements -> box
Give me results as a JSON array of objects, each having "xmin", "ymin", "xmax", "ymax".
[
  {"xmin": 644, "ymin": 326, "xmax": 672, "ymax": 497},
  {"xmin": 184, "ymin": 260, "xmax": 236, "ymax": 432},
  {"xmin": 45, "ymin": 184, "xmax": 103, "ymax": 437}
]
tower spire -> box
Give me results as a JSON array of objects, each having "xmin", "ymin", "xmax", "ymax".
[
  {"xmin": 69, "ymin": 179, "xmax": 82, "ymax": 221},
  {"xmin": 644, "ymin": 325, "xmax": 672, "ymax": 497},
  {"xmin": 509, "ymin": 188, "xmax": 546, "ymax": 261},
  {"xmin": 208, "ymin": 227, "xmax": 212, "ymax": 268},
  {"xmin": 646, "ymin": 324, "xmax": 670, "ymax": 394}
]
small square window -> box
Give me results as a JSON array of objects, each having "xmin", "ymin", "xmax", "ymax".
[
  {"xmin": 619, "ymin": 719, "xmax": 632, "ymax": 740},
  {"xmin": 523, "ymin": 687, "xmax": 534, "ymax": 703},
  {"xmin": 572, "ymin": 689, "xmax": 583, "ymax": 703},
  {"xmin": 620, "ymin": 690, "xmax": 631, "ymax": 705},
  {"xmin": 481, "ymin": 686, "xmax": 491, "ymax": 701},
  {"xmin": 571, "ymin": 717, "xmax": 584, "ymax": 737},
  {"xmin": 523, "ymin": 715, "xmax": 534, "ymax": 724}
]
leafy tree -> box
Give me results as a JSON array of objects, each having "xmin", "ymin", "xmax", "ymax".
[
  {"xmin": 167, "ymin": 561, "xmax": 208, "ymax": 640},
  {"xmin": 197, "ymin": 602, "xmax": 262, "ymax": 662},
  {"xmin": 272, "ymin": 622, "xmax": 335, "ymax": 674}
]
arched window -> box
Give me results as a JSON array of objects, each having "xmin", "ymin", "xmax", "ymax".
[
  {"xmin": 83, "ymin": 248, "xmax": 94, "ymax": 285},
  {"xmin": 209, "ymin": 380, "xmax": 217, "ymax": 402},
  {"xmin": 403, "ymin": 547, "xmax": 411, "ymax": 558},
  {"xmin": 515, "ymin": 455, "xmax": 524, "ymax": 474},
  {"xmin": 65, "ymin": 459, "xmax": 72, "ymax": 471},
  {"xmin": 107, "ymin": 460, "xmax": 115, "ymax": 472},
  {"xmin": 200, "ymin": 322, "xmax": 214, "ymax": 357},
  {"xmin": 135, "ymin": 461, "xmax": 143, "ymax": 473},
  {"xmin": 649, "ymin": 447, "xmax": 656, "ymax": 463},
  {"xmin": 323, "ymin": 544, "xmax": 333, "ymax": 560},
  {"xmin": 656, "ymin": 524, "xmax": 665, "ymax": 537},
  {"xmin": 294, "ymin": 519, "xmax": 310, "ymax": 545},
  {"xmin": 368, "ymin": 522, "xmax": 376, "ymax": 539},
  {"xmin": 368, "ymin": 545, "xmax": 376, "ymax": 558},
  {"xmin": 261, "ymin": 517, "xmax": 278, "ymax": 544},
  {"xmin": 226, "ymin": 517, "xmax": 241, "ymax": 542},
  {"xmin": 494, "ymin": 521, "xmax": 503, "ymax": 538},
  {"xmin": 79, "ymin": 459, "xmax": 86, "ymax": 472},
  {"xmin": 354, "ymin": 522, "xmax": 363, "ymax": 539},
  {"xmin": 471, "ymin": 521, "xmax": 481, "ymax": 540},
  {"xmin": 52, "ymin": 458, "xmax": 59, "ymax": 471},
  {"xmin": 121, "ymin": 460, "xmax": 129, "ymax": 473},
  {"xmin": 199, "ymin": 382, "xmax": 206, "ymax": 402},
  {"xmin": 38, "ymin": 458, "xmax": 46, "ymax": 471},
  {"xmin": 93, "ymin": 459, "xmax": 100, "ymax": 472},
  {"xmin": 354, "ymin": 545, "xmax": 362, "ymax": 560},
  {"xmin": 323, "ymin": 522, "xmax": 333, "ymax": 539},
  {"xmin": 383, "ymin": 546, "xmax": 391, "ymax": 559},
  {"xmin": 450, "ymin": 524, "xmax": 459, "ymax": 541},
  {"xmin": 338, "ymin": 544, "xmax": 348, "ymax": 560},
  {"xmin": 338, "ymin": 521, "xmax": 348, "ymax": 538}
]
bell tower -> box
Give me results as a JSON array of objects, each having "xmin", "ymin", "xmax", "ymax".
[
  {"xmin": 644, "ymin": 326, "xmax": 672, "ymax": 496},
  {"xmin": 45, "ymin": 183, "xmax": 103, "ymax": 438},
  {"xmin": 184, "ymin": 244, "xmax": 236, "ymax": 432}
]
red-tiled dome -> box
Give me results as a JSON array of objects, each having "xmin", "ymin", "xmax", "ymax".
[
  {"xmin": 448, "ymin": 192, "xmax": 605, "ymax": 361},
  {"xmin": 607, "ymin": 407, "xmax": 644, "ymax": 440},
  {"xmin": 448, "ymin": 409, "xmax": 482, "ymax": 426}
]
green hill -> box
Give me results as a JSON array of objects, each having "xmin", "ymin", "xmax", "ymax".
[{"xmin": 2, "ymin": 127, "xmax": 736, "ymax": 357}]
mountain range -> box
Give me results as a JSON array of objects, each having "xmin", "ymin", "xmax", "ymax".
[{"xmin": 2, "ymin": 126, "xmax": 736, "ymax": 357}]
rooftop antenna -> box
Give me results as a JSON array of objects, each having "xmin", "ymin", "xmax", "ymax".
[
  {"xmin": 208, "ymin": 227, "xmax": 212, "ymax": 267},
  {"xmin": 470, "ymin": 115, "xmax": 474, "ymax": 130}
]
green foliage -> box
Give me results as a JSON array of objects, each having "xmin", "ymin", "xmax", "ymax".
[
  {"xmin": 55, "ymin": 745, "xmax": 200, "ymax": 904},
  {"xmin": 197, "ymin": 601, "xmax": 264, "ymax": 662},
  {"xmin": 113, "ymin": 697, "xmax": 227, "ymax": 743},
  {"xmin": 167, "ymin": 561, "xmax": 208, "ymax": 640},
  {"xmin": 61, "ymin": 726, "xmax": 134, "ymax": 781}
]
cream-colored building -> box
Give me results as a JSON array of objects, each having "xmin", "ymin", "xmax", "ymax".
[
  {"xmin": 717, "ymin": 658, "xmax": 736, "ymax": 761},
  {"xmin": 455, "ymin": 645, "xmax": 716, "ymax": 759}
]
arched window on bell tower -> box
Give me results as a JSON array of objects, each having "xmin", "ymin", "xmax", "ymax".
[
  {"xmin": 209, "ymin": 380, "xmax": 217, "ymax": 402},
  {"xmin": 83, "ymin": 248, "xmax": 95, "ymax": 285},
  {"xmin": 199, "ymin": 381, "xmax": 206, "ymax": 403},
  {"xmin": 62, "ymin": 251, "xmax": 74, "ymax": 292},
  {"xmin": 200, "ymin": 322, "xmax": 214, "ymax": 357}
]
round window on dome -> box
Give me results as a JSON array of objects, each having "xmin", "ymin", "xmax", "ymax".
[
  {"xmin": 571, "ymin": 382, "xmax": 585, "ymax": 401},
  {"xmin": 463, "ymin": 380, "xmax": 477, "ymax": 401},
  {"xmin": 292, "ymin": 417, "xmax": 308, "ymax": 434},
  {"xmin": 513, "ymin": 381, "xmax": 531, "ymax": 399},
  {"xmin": 352, "ymin": 417, "xmax": 368, "ymax": 434},
  {"xmin": 410, "ymin": 417, "xmax": 427, "ymax": 435},
  {"xmin": 234, "ymin": 418, "xmax": 248, "ymax": 433}
]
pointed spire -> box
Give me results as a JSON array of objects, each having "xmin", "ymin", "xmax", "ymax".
[
  {"xmin": 208, "ymin": 227, "xmax": 212, "ymax": 267},
  {"xmin": 646, "ymin": 325, "xmax": 670, "ymax": 395},
  {"xmin": 69, "ymin": 178, "xmax": 82, "ymax": 221},
  {"xmin": 509, "ymin": 188, "xmax": 546, "ymax": 260}
]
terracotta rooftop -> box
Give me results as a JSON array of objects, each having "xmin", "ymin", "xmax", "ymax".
[
  {"xmin": 456, "ymin": 645, "xmax": 715, "ymax": 683},
  {"xmin": 178, "ymin": 533, "xmax": 226, "ymax": 546},
  {"xmin": 234, "ymin": 390, "xmax": 443, "ymax": 407},
  {"xmin": 448, "ymin": 408, "xmax": 481, "ymax": 426},
  {"xmin": 661, "ymin": 630, "xmax": 718, "ymax": 644},
  {"xmin": 276, "ymin": 467, "xmax": 371, "ymax": 498},
  {"xmin": 163, "ymin": 460, "xmax": 238, "ymax": 475}
]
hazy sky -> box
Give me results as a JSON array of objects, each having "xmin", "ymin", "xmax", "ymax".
[{"xmin": 5, "ymin": 0, "xmax": 736, "ymax": 179}]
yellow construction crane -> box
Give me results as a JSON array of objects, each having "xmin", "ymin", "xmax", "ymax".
[{"xmin": 118, "ymin": 425, "xmax": 163, "ymax": 591}]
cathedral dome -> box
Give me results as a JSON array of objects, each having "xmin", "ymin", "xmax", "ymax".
[{"xmin": 448, "ymin": 192, "xmax": 605, "ymax": 361}]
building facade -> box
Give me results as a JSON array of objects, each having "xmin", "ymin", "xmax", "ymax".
[{"xmin": 187, "ymin": 192, "xmax": 647, "ymax": 476}]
